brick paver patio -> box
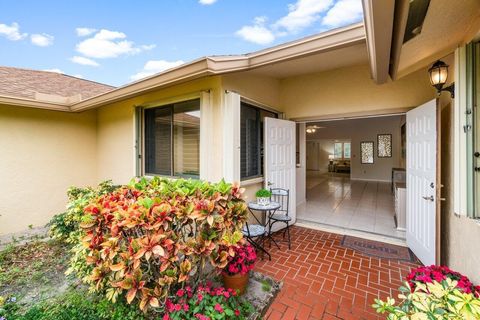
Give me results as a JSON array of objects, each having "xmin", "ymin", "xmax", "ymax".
[{"xmin": 255, "ymin": 226, "xmax": 420, "ymax": 320}]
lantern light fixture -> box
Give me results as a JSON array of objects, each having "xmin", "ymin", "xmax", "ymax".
[{"xmin": 428, "ymin": 60, "xmax": 454, "ymax": 98}]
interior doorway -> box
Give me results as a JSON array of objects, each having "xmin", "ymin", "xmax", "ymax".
[{"xmin": 297, "ymin": 115, "xmax": 407, "ymax": 240}]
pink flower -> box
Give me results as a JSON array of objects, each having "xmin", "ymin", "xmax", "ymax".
[
  {"xmin": 176, "ymin": 289, "xmax": 185, "ymax": 297},
  {"xmin": 235, "ymin": 309, "xmax": 240, "ymax": 316},
  {"xmin": 214, "ymin": 303, "xmax": 224, "ymax": 313}
]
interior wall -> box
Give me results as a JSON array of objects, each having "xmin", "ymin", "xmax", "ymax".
[
  {"xmin": 305, "ymin": 116, "xmax": 403, "ymax": 181},
  {"xmin": 306, "ymin": 139, "xmax": 350, "ymax": 173},
  {"xmin": 280, "ymin": 64, "xmax": 435, "ymax": 120},
  {"xmin": 0, "ymin": 105, "xmax": 97, "ymax": 235}
]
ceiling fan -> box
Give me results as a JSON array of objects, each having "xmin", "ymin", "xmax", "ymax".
[{"xmin": 306, "ymin": 125, "xmax": 323, "ymax": 133}]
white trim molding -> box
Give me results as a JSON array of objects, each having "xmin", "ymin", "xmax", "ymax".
[{"xmin": 222, "ymin": 91, "xmax": 241, "ymax": 183}]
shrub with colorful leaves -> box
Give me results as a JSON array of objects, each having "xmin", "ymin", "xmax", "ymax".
[
  {"xmin": 164, "ymin": 282, "xmax": 253, "ymax": 320},
  {"xmin": 68, "ymin": 177, "xmax": 249, "ymax": 313},
  {"xmin": 222, "ymin": 244, "xmax": 257, "ymax": 276},
  {"xmin": 406, "ymin": 265, "xmax": 480, "ymax": 297}
]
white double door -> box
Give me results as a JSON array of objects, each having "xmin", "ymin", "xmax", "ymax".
[
  {"xmin": 264, "ymin": 117, "xmax": 296, "ymax": 231},
  {"xmin": 406, "ymin": 99, "xmax": 438, "ymax": 265}
]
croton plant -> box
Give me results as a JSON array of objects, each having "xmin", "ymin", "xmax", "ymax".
[{"xmin": 70, "ymin": 177, "xmax": 249, "ymax": 312}]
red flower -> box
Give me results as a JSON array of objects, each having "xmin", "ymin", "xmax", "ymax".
[
  {"xmin": 176, "ymin": 289, "xmax": 185, "ymax": 297},
  {"xmin": 235, "ymin": 309, "xmax": 240, "ymax": 316}
]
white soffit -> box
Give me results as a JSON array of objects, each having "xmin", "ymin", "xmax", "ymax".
[
  {"xmin": 246, "ymin": 42, "xmax": 368, "ymax": 79},
  {"xmin": 362, "ymin": 0, "xmax": 396, "ymax": 84},
  {"xmin": 395, "ymin": 0, "xmax": 480, "ymax": 79}
]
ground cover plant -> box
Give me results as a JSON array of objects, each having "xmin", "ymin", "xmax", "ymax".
[
  {"xmin": 59, "ymin": 177, "xmax": 251, "ymax": 315},
  {"xmin": 2, "ymin": 178, "xmax": 256, "ymax": 319},
  {"xmin": 373, "ymin": 266, "xmax": 480, "ymax": 319}
]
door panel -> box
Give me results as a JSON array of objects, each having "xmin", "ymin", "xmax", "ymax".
[
  {"xmin": 265, "ymin": 118, "xmax": 296, "ymax": 230},
  {"xmin": 406, "ymin": 99, "xmax": 437, "ymax": 265}
]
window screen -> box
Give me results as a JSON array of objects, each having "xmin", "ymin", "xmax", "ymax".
[
  {"xmin": 240, "ymin": 102, "xmax": 276, "ymax": 180},
  {"xmin": 144, "ymin": 99, "xmax": 200, "ymax": 178}
]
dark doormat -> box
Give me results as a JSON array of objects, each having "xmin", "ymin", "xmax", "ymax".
[{"xmin": 341, "ymin": 235, "xmax": 416, "ymax": 262}]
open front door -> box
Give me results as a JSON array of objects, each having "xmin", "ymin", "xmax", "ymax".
[
  {"xmin": 406, "ymin": 99, "xmax": 438, "ymax": 265},
  {"xmin": 264, "ymin": 117, "xmax": 296, "ymax": 228}
]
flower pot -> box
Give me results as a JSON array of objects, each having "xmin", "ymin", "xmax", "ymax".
[
  {"xmin": 257, "ymin": 197, "xmax": 270, "ymax": 206},
  {"xmin": 222, "ymin": 273, "xmax": 249, "ymax": 295}
]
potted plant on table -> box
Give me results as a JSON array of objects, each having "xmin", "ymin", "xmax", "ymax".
[
  {"xmin": 255, "ymin": 188, "xmax": 271, "ymax": 206},
  {"xmin": 221, "ymin": 244, "xmax": 257, "ymax": 295}
]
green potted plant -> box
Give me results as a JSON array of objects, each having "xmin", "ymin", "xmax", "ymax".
[{"xmin": 255, "ymin": 188, "xmax": 271, "ymax": 206}]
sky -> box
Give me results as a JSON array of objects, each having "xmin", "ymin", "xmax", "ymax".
[{"xmin": 0, "ymin": 0, "xmax": 363, "ymax": 87}]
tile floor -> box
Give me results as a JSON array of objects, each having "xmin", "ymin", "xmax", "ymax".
[
  {"xmin": 256, "ymin": 226, "xmax": 420, "ymax": 320},
  {"xmin": 297, "ymin": 172, "xmax": 405, "ymax": 239}
]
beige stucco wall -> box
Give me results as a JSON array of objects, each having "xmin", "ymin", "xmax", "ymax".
[
  {"xmin": 0, "ymin": 105, "xmax": 97, "ymax": 235},
  {"xmin": 222, "ymin": 72, "xmax": 281, "ymax": 110},
  {"xmin": 280, "ymin": 64, "xmax": 436, "ymax": 119},
  {"xmin": 439, "ymin": 93, "xmax": 480, "ymax": 284}
]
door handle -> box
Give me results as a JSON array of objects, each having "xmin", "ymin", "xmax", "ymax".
[{"xmin": 422, "ymin": 195, "xmax": 434, "ymax": 202}]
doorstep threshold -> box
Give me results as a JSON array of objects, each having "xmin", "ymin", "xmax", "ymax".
[{"xmin": 295, "ymin": 219, "xmax": 407, "ymax": 247}]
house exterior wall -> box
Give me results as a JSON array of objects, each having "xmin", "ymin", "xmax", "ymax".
[
  {"xmin": 280, "ymin": 64, "xmax": 435, "ymax": 120},
  {"xmin": 96, "ymin": 76, "xmax": 223, "ymax": 184},
  {"xmin": 0, "ymin": 105, "xmax": 97, "ymax": 235},
  {"xmin": 439, "ymin": 53, "xmax": 480, "ymax": 284},
  {"xmin": 222, "ymin": 73, "xmax": 281, "ymax": 110}
]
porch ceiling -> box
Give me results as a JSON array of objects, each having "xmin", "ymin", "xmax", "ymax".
[
  {"xmin": 392, "ymin": 0, "xmax": 480, "ymax": 79},
  {"xmin": 246, "ymin": 42, "xmax": 369, "ymax": 79}
]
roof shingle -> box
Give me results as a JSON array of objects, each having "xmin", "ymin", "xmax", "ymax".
[{"xmin": 0, "ymin": 66, "xmax": 115, "ymax": 101}]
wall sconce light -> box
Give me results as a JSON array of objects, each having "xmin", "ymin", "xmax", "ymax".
[{"xmin": 428, "ymin": 60, "xmax": 454, "ymax": 98}]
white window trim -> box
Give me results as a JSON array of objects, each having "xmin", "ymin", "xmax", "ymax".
[{"xmin": 139, "ymin": 92, "xmax": 204, "ymax": 179}]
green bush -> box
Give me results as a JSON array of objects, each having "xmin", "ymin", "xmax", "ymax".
[
  {"xmin": 61, "ymin": 177, "xmax": 249, "ymax": 313},
  {"xmin": 49, "ymin": 180, "xmax": 117, "ymax": 244}
]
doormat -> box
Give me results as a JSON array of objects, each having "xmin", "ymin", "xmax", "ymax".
[{"xmin": 341, "ymin": 235, "xmax": 415, "ymax": 262}]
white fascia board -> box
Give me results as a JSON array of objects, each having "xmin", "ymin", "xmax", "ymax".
[{"xmin": 362, "ymin": 0, "xmax": 395, "ymax": 84}]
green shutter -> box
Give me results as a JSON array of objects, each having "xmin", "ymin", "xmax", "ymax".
[
  {"xmin": 474, "ymin": 43, "xmax": 480, "ymax": 218},
  {"xmin": 135, "ymin": 107, "xmax": 143, "ymax": 177},
  {"xmin": 466, "ymin": 42, "xmax": 480, "ymax": 218}
]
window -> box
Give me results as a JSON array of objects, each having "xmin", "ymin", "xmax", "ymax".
[
  {"xmin": 240, "ymin": 102, "xmax": 277, "ymax": 180},
  {"xmin": 144, "ymin": 99, "xmax": 200, "ymax": 178},
  {"xmin": 361, "ymin": 141, "xmax": 374, "ymax": 164},
  {"xmin": 334, "ymin": 142, "xmax": 351, "ymax": 159}
]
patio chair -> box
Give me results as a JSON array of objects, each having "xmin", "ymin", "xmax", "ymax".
[
  {"xmin": 268, "ymin": 188, "xmax": 292, "ymax": 249},
  {"xmin": 242, "ymin": 218, "xmax": 271, "ymax": 260}
]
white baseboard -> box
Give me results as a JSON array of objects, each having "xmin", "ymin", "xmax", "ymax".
[{"xmin": 350, "ymin": 177, "xmax": 392, "ymax": 183}]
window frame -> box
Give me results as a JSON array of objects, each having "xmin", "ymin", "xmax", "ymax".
[
  {"xmin": 239, "ymin": 100, "xmax": 278, "ymax": 182},
  {"xmin": 142, "ymin": 97, "xmax": 201, "ymax": 179},
  {"xmin": 333, "ymin": 142, "xmax": 351, "ymax": 160}
]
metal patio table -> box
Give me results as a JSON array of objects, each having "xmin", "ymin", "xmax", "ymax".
[{"xmin": 242, "ymin": 201, "xmax": 281, "ymax": 260}]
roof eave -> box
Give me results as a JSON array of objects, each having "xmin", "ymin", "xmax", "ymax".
[
  {"xmin": 2, "ymin": 23, "xmax": 367, "ymax": 112},
  {"xmin": 0, "ymin": 95, "xmax": 70, "ymax": 112},
  {"xmin": 362, "ymin": 0, "xmax": 396, "ymax": 84}
]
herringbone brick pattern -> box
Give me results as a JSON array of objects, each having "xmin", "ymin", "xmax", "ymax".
[{"xmin": 255, "ymin": 226, "xmax": 420, "ymax": 320}]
